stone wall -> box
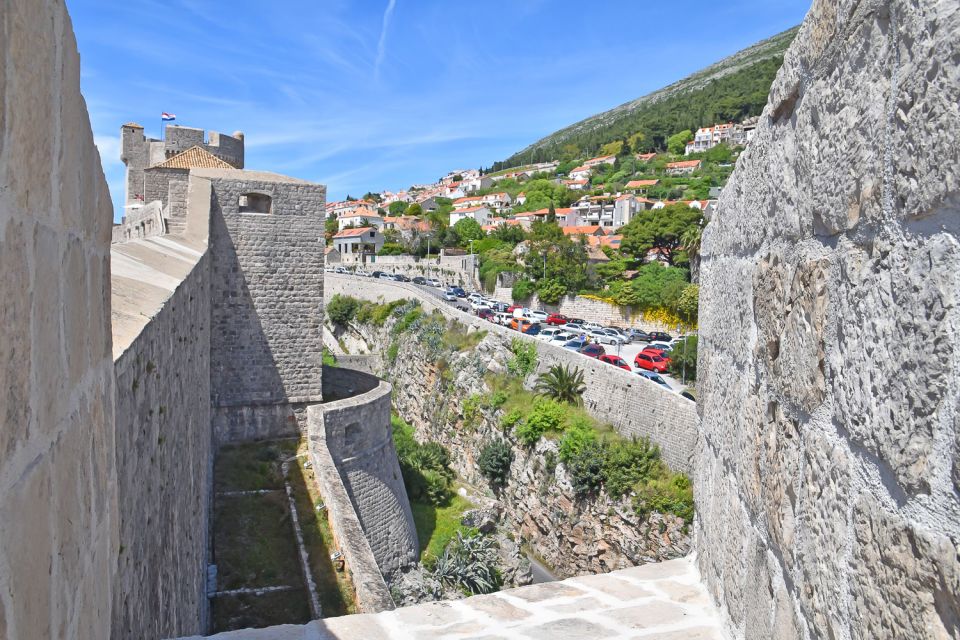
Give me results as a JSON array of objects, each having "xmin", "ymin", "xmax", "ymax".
[
  {"xmin": 0, "ymin": 1, "xmax": 118, "ymax": 637},
  {"xmin": 206, "ymin": 170, "xmax": 326, "ymax": 443},
  {"xmin": 316, "ymin": 368, "xmax": 419, "ymax": 579},
  {"xmin": 341, "ymin": 253, "xmax": 480, "ymax": 289},
  {"xmin": 112, "ymin": 200, "xmax": 165, "ymax": 243},
  {"xmin": 325, "ymin": 274, "xmax": 698, "ymax": 474},
  {"xmin": 696, "ymin": 1, "xmax": 960, "ymax": 638},
  {"xmin": 112, "ymin": 252, "xmax": 212, "ymax": 639}
]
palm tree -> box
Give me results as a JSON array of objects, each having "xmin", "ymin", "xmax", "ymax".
[
  {"xmin": 681, "ymin": 224, "xmax": 704, "ymax": 282},
  {"xmin": 535, "ymin": 364, "xmax": 586, "ymax": 406}
]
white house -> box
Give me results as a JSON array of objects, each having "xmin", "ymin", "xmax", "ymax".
[
  {"xmin": 583, "ymin": 154, "xmax": 616, "ymax": 168},
  {"xmin": 449, "ymin": 206, "xmax": 493, "ymax": 227},
  {"xmin": 332, "ymin": 226, "xmax": 385, "ymax": 256},
  {"xmin": 452, "ymin": 196, "xmax": 485, "ymax": 210},
  {"xmin": 338, "ymin": 211, "xmax": 384, "ymax": 231},
  {"xmin": 480, "ymin": 192, "xmax": 512, "ymax": 212},
  {"xmin": 563, "ymin": 179, "xmax": 589, "ymax": 190},
  {"xmin": 568, "ymin": 165, "xmax": 592, "ymax": 181},
  {"xmin": 461, "ymin": 175, "xmax": 493, "ymax": 193}
]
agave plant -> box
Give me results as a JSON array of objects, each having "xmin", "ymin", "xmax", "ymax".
[
  {"xmin": 535, "ymin": 364, "xmax": 586, "ymax": 406},
  {"xmin": 428, "ymin": 531, "xmax": 501, "ymax": 595}
]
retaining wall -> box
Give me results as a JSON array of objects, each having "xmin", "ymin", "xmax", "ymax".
[{"xmin": 325, "ymin": 274, "xmax": 698, "ymax": 474}]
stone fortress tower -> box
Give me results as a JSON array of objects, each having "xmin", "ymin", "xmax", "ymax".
[{"xmin": 120, "ymin": 123, "xmax": 244, "ymax": 206}]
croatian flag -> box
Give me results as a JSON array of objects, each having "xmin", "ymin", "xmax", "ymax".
[{"xmin": 161, "ymin": 112, "xmax": 176, "ymax": 121}]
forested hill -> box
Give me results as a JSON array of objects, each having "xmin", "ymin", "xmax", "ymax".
[{"xmin": 492, "ymin": 26, "xmax": 799, "ymax": 171}]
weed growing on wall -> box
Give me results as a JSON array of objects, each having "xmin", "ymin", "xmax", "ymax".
[{"xmin": 506, "ymin": 338, "xmax": 537, "ymax": 378}]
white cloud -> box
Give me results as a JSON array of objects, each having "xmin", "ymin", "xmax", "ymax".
[{"xmin": 374, "ymin": 0, "xmax": 397, "ymax": 80}]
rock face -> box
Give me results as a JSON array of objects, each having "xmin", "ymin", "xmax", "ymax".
[
  {"xmin": 697, "ymin": 1, "xmax": 960, "ymax": 638},
  {"xmin": 336, "ymin": 318, "xmax": 691, "ymax": 579}
]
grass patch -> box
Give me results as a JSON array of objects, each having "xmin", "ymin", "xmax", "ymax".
[
  {"xmin": 411, "ymin": 492, "xmax": 475, "ymax": 565},
  {"xmin": 442, "ymin": 320, "xmax": 487, "ymax": 351},
  {"xmin": 289, "ymin": 453, "xmax": 357, "ymax": 616},
  {"xmin": 212, "ymin": 588, "xmax": 311, "ymax": 632},
  {"xmin": 213, "ymin": 492, "xmax": 303, "ymax": 591},
  {"xmin": 215, "ymin": 440, "xmax": 297, "ymax": 492}
]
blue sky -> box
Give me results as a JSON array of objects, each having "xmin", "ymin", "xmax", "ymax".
[{"xmin": 70, "ymin": 0, "xmax": 810, "ymax": 221}]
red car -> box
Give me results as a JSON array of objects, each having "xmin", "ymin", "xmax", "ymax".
[
  {"xmin": 506, "ymin": 305, "xmax": 522, "ymax": 313},
  {"xmin": 578, "ymin": 343, "xmax": 605, "ymax": 359},
  {"xmin": 641, "ymin": 345, "xmax": 669, "ymax": 358},
  {"xmin": 546, "ymin": 313, "xmax": 569, "ymax": 325},
  {"xmin": 598, "ymin": 354, "xmax": 630, "ymax": 371},
  {"xmin": 476, "ymin": 308, "xmax": 494, "ymax": 321},
  {"xmin": 634, "ymin": 351, "xmax": 670, "ymax": 373}
]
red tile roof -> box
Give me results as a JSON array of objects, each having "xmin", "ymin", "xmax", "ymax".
[
  {"xmin": 625, "ymin": 179, "xmax": 659, "ymax": 189},
  {"xmin": 333, "ymin": 226, "xmax": 378, "ymax": 239},
  {"xmin": 563, "ymin": 225, "xmax": 605, "ymax": 236},
  {"xmin": 666, "ymin": 160, "xmax": 702, "ymax": 170}
]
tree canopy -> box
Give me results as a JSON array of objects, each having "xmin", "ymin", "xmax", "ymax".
[{"xmin": 619, "ymin": 204, "xmax": 703, "ymax": 266}]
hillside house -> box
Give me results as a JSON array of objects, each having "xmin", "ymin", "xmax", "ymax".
[
  {"xmin": 324, "ymin": 246, "xmax": 342, "ymax": 264},
  {"xmin": 338, "ymin": 211, "xmax": 383, "ymax": 231},
  {"xmin": 515, "ymin": 192, "xmax": 527, "ymax": 205},
  {"xmin": 453, "ymin": 196, "xmax": 484, "ymax": 210},
  {"xmin": 584, "ymin": 154, "xmax": 616, "ymax": 167},
  {"xmin": 563, "ymin": 179, "xmax": 589, "ymax": 190},
  {"xmin": 635, "ymin": 152, "xmax": 657, "ymax": 162},
  {"xmin": 625, "ymin": 179, "xmax": 659, "ymax": 194},
  {"xmin": 666, "ymin": 159, "xmax": 702, "ymax": 175},
  {"xmin": 562, "ymin": 225, "xmax": 606, "ymax": 238},
  {"xmin": 480, "ymin": 192, "xmax": 512, "ymax": 212},
  {"xmin": 461, "ymin": 174, "xmax": 493, "ymax": 193},
  {"xmin": 450, "ymin": 206, "xmax": 493, "ymax": 227},
  {"xmin": 568, "ymin": 165, "xmax": 592, "ymax": 181},
  {"xmin": 332, "ymin": 226, "xmax": 384, "ymax": 256}
]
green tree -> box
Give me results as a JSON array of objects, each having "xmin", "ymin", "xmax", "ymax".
[
  {"xmin": 478, "ymin": 440, "xmax": 513, "ymax": 489},
  {"xmin": 326, "ymin": 294, "xmax": 359, "ymax": 325},
  {"xmin": 666, "ymin": 129, "xmax": 694, "ymax": 155},
  {"xmin": 324, "ymin": 213, "xmax": 338, "ymax": 241},
  {"xmin": 406, "ymin": 202, "xmax": 424, "ymax": 217},
  {"xmin": 534, "ymin": 364, "xmax": 586, "ymax": 406},
  {"xmin": 620, "ymin": 204, "xmax": 703, "ymax": 266},
  {"xmin": 668, "ymin": 335, "xmax": 698, "ymax": 382},
  {"xmin": 535, "ymin": 278, "xmax": 567, "ymax": 305},
  {"xmin": 388, "ymin": 200, "xmax": 409, "ymax": 215},
  {"xmin": 452, "ymin": 217, "xmax": 484, "ymax": 245},
  {"xmin": 676, "ymin": 284, "xmax": 699, "ymax": 323},
  {"xmin": 512, "ymin": 279, "xmax": 535, "ymax": 301}
]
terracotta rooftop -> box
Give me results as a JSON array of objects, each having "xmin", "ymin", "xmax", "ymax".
[
  {"xmin": 153, "ymin": 146, "xmax": 235, "ymax": 170},
  {"xmin": 333, "ymin": 226, "xmax": 378, "ymax": 239}
]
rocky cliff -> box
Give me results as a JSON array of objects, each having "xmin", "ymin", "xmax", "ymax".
[
  {"xmin": 331, "ymin": 315, "xmax": 690, "ymax": 579},
  {"xmin": 697, "ymin": 0, "xmax": 960, "ymax": 638}
]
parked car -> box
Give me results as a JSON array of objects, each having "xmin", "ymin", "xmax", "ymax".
[
  {"xmin": 567, "ymin": 317, "xmax": 585, "ymax": 325},
  {"xmin": 528, "ymin": 310, "xmax": 549, "ymax": 322},
  {"xmin": 583, "ymin": 322, "xmax": 603, "ymax": 331},
  {"xmin": 588, "ymin": 330, "xmax": 621, "ymax": 345},
  {"xmin": 376, "ymin": 272, "xmax": 394, "ymax": 280},
  {"xmin": 334, "ymin": 266, "xmax": 348, "ymax": 274},
  {"xmin": 562, "ymin": 337, "xmax": 587, "ymax": 351},
  {"xmin": 598, "ymin": 354, "xmax": 631, "ymax": 371},
  {"xmin": 395, "ymin": 274, "xmax": 411, "ymax": 282},
  {"xmin": 604, "ymin": 327, "xmax": 631, "ymax": 342},
  {"xmin": 627, "ymin": 328, "xmax": 650, "ymax": 342},
  {"xmin": 493, "ymin": 312, "xmax": 513, "ymax": 325},
  {"xmin": 552, "ymin": 330, "xmax": 574, "ymax": 343},
  {"xmin": 596, "ymin": 329, "xmax": 627, "ymax": 345},
  {"xmin": 510, "ymin": 318, "xmax": 540, "ymax": 334},
  {"xmin": 476, "ymin": 308, "xmax": 494, "ymax": 321},
  {"xmin": 538, "ymin": 327, "xmax": 564, "ymax": 342},
  {"xmin": 506, "ymin": 305, "xmax": 522, "ymax": 313},
  {"xmin": 636, "ymin": 369, "xmax": 672, "ymax": 390},
  {"xmin": 545, "ymin": 313, "xmax": 568, "ymax": 325},
  {"xmin": 355, "ymin": 269, "xmax": 370, "ymax": 277},
  {"xmin": 324, "ymin": 266, "xmax": 336, "ymax": 273},
  {"xmin": 451, "ymin": 286, "xmax": 467, "ymax": 298},
  {"xmin": 490, "ymin": 302, "xmax": 510, "ymax": 313},
  {"xmin": 634, "ymin": 351, "xmax": 670, "ymax": 373},
  {"xmin": 470, "ymin": 300, "xmax": 492, "ymax": 311},
  {"xmin": 370, "ymin": 270, "xmax": 385, "ymax": 279},
  {"xmin": 412, "ymin": 276, "xmax": 426, "ymax": 285},
  {"xmin": 641, "ymin": 345, "xmax": 670, "ymax": 357},
  {"xmin": 647, "ymin": 331, "xmax": 674, "ymax": 343},
  {"xmin": 578, "ymin": 343, "xmax": 606, "ymax": 359},
  {"xmin": 443, "ymin": 290, "xmax": 457, "ymax": 301},
  {"xmin": 564, "ymin": 322, "xmax": 585, "ymax": 333},
  {"xmin": 424, "ymin": 278, "xmax": 442, "ymax": 287}
]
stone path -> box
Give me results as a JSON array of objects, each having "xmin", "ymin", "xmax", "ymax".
[{"xmin": 178, "ymin": 556, "xmax": 726, "ymax": 640}]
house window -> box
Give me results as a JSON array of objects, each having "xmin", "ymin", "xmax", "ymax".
[{"xmin": 239, "ymin": 192, "xmax": 272, "ymax": 214}]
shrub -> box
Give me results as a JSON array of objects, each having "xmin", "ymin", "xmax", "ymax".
[
  {"xmin": 558, "ymin": 421, "xmax": 598, "ymax": 464},
  {"xmin": 500, "ymin": 408, "xmax": 525, "ymax": 432},
  {"xmin": 515, "ymin": 398, "xmax": 565, "ymax": 446},
  {"xmin": 506, "ymin": 338, "xmax": 538, "ymax": 378},
  {"xmin": 392, "ymin": 415, "xmax": 454, "ymax": 505},
  {"xmin": 536, "ymin": 278, "xmax": 567, "ymax": 305},
  {"xmin": 563, "ymin": 439, "xmax": 606, "ymax": 497},
  {"xmin": 534, "ymin": 364, "xmax": 586, "ymax": 405},
  {"xmin": 667, "ymin": 335, "xmax": 698, "ymax": 382},
  {"xmin": 386, "ymin": 341, "xmax": 400, "ymax": 364},
  {"xmin": 393, "ymin": 305, "xmax": 424, "ymax": 335},
  {"xmin": 478, "ymin": 440, "xmax": 513, "ymax": 488},
  {"xmin": 462, "ymin": 394, "xmax": 484, "ymax": 430},
  {"xmin": 489, "ymin": 390, "xmax": 508, "ymax": 409},
  {"xmin": 602, "ymin": 437, "xmax": 661, "ymax": 498},
  {"xmin": 634, "ymin": 473, "xmax": 694, "ymax": 524},
  {"xmin": 327, "ymin": 294, "xmax": 359, "ymax": 325},
  {"xmin": 512, "ymin": 279, "xmax": 535, "ymax": 301},
  {"xmin": 430, "ymin": 531, "xmax": 501, "ymax": 595},
  {"xmin": 322, "ymin": 349, "xmax": 338, "ymax": 367}
]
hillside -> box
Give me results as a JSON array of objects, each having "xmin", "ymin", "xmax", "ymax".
[{"xmin": 493, "ymin": 26, "xmax": 798, "ymax": 170}]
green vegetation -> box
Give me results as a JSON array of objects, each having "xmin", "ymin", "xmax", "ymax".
[
  {"xmin": 534, "ymin": 364, "xmax": 586, "ymax": 406},
  {"xmin": 411, "ymin": 494, "xmax": 476, "ymax": 565},
  {"xmin": 478, "ymin": 439, "xmax": 513, "ymax": 488},
  {"xmin": 326, "ymin": 294, "xmax": 360, "ymax": 326},
  {"xmin": 393, "ymin": 415, "xmax": 454, "ymax": 505},
  {"xmin": 668, "ymin": 335, "xmax": 698, "ymax": 382},
  {"xmin": 620, "ymin": 204, "xmax": 704, "ymax": 267},
  {"xmin": 327, "ymin": 294, "xmax": 410, "ymax": 328},
  {"xmin": 430, "ymin": 531, "xmax": 502, "ymax": 595},
  {"xmin": 514, "ymin": 398, "xmax": 566, "ymax": 446},
  {"xmin": 493, "ymin": 28, "xmax": 796, "ymax": 167},
  {"xmin": 506, "ymin": 338, "xmax": 538, "ymax": 378},
  {"xmin": 322, "ymin": 348, "xmax": 338, "ymax": 367}
]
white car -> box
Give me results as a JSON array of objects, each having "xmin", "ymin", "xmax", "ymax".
[
  {"xmin": 355, "ymin": 269, "xmax": 370, "ymax": 277},
  {"xmin": 470, "ymin": 300, "xmax": 491, "ymax": 311},
  {"xmin": 493, "ymin": 312, "xmax": 513, "ymax": 325},
  {"xmin": 538, "ymin": 327, "xmax": 564, "ymax": 341},
  {"xmin": 583, "ymin": 322, "xmax": 603, "ymax": 331},
  {"xmin": 588, "ymin": 330, "xmax": 620, "ymax": 345},
  {"xmin": 425, "ymin": 278, "xmax": 442, "ymax": 287},
  {"xmin": 443, "ymin": 290, "xmax": 457, "ymax": 301},
  {"xmin": 551, "ymin": 330, "xmax": 574, "ymax": 343},
  {"xmin": 528, "ymin": 310, "xmax": 549, "ymax": 322}
]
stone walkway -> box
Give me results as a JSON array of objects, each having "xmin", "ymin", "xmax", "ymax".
[{"xmin": 179, "ymin": 556, "xmax": 726, "ymax": 640}]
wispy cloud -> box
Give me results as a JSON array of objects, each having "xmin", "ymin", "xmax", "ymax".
[{"xmin": 374, "ymin": 0, "xmax": 397, "ymax": 80}]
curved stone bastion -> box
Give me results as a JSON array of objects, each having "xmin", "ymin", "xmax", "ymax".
[{"xmin": 308, "ymin": 367, "xmax": 419, "ymax": 612}]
